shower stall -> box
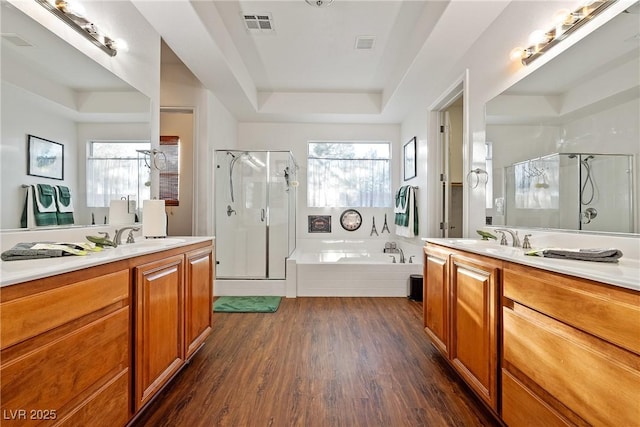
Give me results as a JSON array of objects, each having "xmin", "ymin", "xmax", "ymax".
[
  {"xmin": 504, "ymin": 153, "xmax": 634, "ymax": 232},
  {"xmin": 214, "ymin": 150, "xmax": 298, "ymax": 280}
]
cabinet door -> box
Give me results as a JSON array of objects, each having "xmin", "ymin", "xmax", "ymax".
[
  {"xmin": 185, "ymin": 246, "xmax": 214, "ymax": 359},
  {"xmin": 135, "ymin": 255, "xmax": 184, "ymax": 410},
  {"xmin": 449, "ymin": 253, "xmax": 500, "ymax": 411},
  {"xmin": 423, "ymin": 245, "xmax": 450, "ymax": 356}
]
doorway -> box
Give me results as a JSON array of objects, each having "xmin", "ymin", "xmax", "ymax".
[
  {"xmin": 160, "ymin": 108, "xmax": 194, "ymax": 236},
  {"xmin": 441, "ymin": 97, "xmax": 464, "ymax": 238}
]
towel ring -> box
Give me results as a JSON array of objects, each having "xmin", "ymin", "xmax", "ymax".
[{"xmin": 466, "ymin": 168, "xmax": 488, "ymax": 189}]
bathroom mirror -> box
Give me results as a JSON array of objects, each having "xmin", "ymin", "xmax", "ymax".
[
  {"xmin": 0, "ymin": 2, "xmax": 151, "ymax": 230},
  {"xmin": 485, "ymin": 4, "xmax": 639, "ymax": 234}
]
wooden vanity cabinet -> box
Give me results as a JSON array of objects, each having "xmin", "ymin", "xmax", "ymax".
[
  {"xmin": 423, "ymin": 243, "xmax": 501, "ymax": 412},
  {"xmin": 134, "ymin": 243, "xmax": 215, "ymax": 411},
  {"xmin": 423, "ymin": 245, "xmax": 450, "ymax": 356},
  {"xmin": 0, "ymin": 266, "xmax": 131, "ymax": 426},
  {"xmin": 501, "ymin": 262, "xmax": 640, "ymax": 427},
  {"xmin": 0, "ymin": 240, "xmax": 214, "ymax": 427}
]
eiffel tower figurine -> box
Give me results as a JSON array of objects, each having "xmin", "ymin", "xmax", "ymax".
[
  {"xmin": 370, "ymin": 216, "xmax": 379, "ymax": 236},
  {"xmin": 381, "ymin": 213, "xmax": 390, "ymax": 233}
]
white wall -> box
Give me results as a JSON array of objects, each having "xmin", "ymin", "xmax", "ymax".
[
  {"xmin": 237, "ymin": 122, "xmax": 403, "ymax": 248},
  {"xmin": 160, "ymin": 56, "xmax": 238, "ymax": 237}
]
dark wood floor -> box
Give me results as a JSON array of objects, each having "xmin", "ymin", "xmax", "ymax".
[{"xmin": 132, "ymin": 297, "xmax": 499, "ymax": 427}]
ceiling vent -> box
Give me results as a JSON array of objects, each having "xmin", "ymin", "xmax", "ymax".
[
  {"xmin": 1, "ymin": 33, "xmax": 33, "ymax": 47},
  {"xmin": 243, "ymin": 13, "xmax": 274, "ymax": 33},
  {"xmin": 355, "ymin": 36, "xmax": 375, "ymax": 50}
]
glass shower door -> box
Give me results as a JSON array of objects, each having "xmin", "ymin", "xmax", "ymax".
[
  {"xmin": 215, "ymin": 151, "xmax": 268, "ymax": 279},
  {"xmin": 214, "ymin": 150, "xmax": 296, "ymax": 280}
]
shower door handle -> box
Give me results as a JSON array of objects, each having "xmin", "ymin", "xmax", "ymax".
[{"xmin": 260, "ymin": 208, "xmax": 266, "ymax": 222}]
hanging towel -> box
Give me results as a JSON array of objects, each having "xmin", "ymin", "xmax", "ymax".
[
  {"xmin": 54, "ymin": 185, "xmax": 74, "ymax": 225},
  {"xmin": 35, "ymin": 184, "xmax": 57, "ymax": 212},
  {"xmin": 395, "ymin": 186, "xmax": 418, "ymax": 237},
  {"xmin": 20, "ymin": 185, "xmax": 58, "ymax": 228}
]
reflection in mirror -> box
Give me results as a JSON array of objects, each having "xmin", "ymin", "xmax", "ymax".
[
  {"xmin": 1, "ymin": 2, "xmax": 151, "ymax": 230},
  {"xmin": 485, "ymin": 4, "xmax": 639, "ymax": 234}
]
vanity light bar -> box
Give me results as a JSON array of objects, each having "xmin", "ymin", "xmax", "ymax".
[
  {"xmin": 35, "ymin": 0, "xmax": 118, "ymax": 57},
  {"xmin": 514, "ymin": 0, "xmax": 616, "ymax": 66}
]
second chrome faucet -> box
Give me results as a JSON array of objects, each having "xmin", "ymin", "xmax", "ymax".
[{"xmin": 495, "ymin": 228, "xmax": 521, "ymax": 247}]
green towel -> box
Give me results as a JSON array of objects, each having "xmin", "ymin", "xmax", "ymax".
[
  {"xmin": 56, "ymin": 185, "xmax": 71, "ymax": 207},
  {"xmin": 37, "ymin": 184, "xmax": 55, "ymax": 209},
  {"xmin": 20, "ymin": 189, "xmax": 58, "ymax": 227}
]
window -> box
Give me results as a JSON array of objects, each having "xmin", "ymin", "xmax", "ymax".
[
  {"xmin": 159, "ymin": 136, "xmax": 180, "ymax": 206},
  {"xmin": 307, "ymin": 142, "xmax": 391, "ymax": 207},
  {"xmin": 86, "ymin": 141, "xmax": 150, "ymax": 208}
]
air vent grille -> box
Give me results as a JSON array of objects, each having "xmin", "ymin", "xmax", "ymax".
[
  {"xmin": 243, "ymin": 13, "xmax": 274, "ymax": 33},
  {"xmin": 355, "ymin": 36, "xmax": 375, "ymax": 50}
]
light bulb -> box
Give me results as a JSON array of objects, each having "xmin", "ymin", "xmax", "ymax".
[
  {"xmin": 529, "ymin": 29, "xmax": 547, "ymax": 45},
  {"xmin": 113, "ymin": 39, "xmax": 129, "ymax": 52},
  {"xmin": 552, "ymin": 9, "xmax": 570, "ymax": 25},
  {"xmin": 509, "ymin": 47, "xmax": 525, "ymax": 61}
]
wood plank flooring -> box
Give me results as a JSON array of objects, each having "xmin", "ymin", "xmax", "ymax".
[{"xmin": 132, "ymin": 297, "xmax": 499, "ymax": 427}]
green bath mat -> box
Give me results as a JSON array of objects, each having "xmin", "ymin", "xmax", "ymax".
[{"xmin": 213, "ymin": 296, "xmax": 281, "ymax": 313}]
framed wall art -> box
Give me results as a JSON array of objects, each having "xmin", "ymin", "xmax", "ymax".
[
  {"xmin": 27, "ymin": 134, "xmax": 64, "ymax": 180},
  {"xmin": 308, "ymin": 215, "xmax": 331, "ymax": 233},
  {"xmin": 403, "ymin": 136, "xmax": 416, "ymax": 181}
]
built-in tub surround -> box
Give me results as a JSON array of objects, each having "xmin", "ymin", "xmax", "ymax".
[
  {"xmin": 425, "ymin": 230, "xmax": 640, "ymax": 291},
  {"xmin": 292, "ymin": 239, "xmax": 422, "ymax": 297}
]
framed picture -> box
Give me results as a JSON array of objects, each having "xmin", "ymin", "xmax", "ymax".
[
  {"xmin": 308, "ymin": 215, "xmax": 331, "ymax": 233},
  {"xmin": 403, "ymin": 136, "xmax": 416, "ymax": 181},
  {"xmin": 27, "ymin": 135, "xmax": 64, "ymax": 180}
]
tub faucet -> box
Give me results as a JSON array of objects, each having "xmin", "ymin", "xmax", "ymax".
[
  {"xmin": 496, "ymin": 228, "xmax": 521, "ymax": 247},
  {"xmin": 114, "ymin": 226, "xmax": 141, "ymax": 246},
  {"xmin": 398, "ymin": 248, "xmax": 406, "ymax": 263}
]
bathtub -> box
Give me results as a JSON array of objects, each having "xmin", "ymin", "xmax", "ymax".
[{"xmin": 289, "ymin": 240, "xmax": 423, "ymax": 297}]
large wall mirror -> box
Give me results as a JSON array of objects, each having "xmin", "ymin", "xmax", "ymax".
[
  {"xmin": 1, "ymin": 2, "xmax": 151, "ymax": 230},
  {"xmin": 486, "ymin": 2, "xmax": 639, "ymax": 235}
]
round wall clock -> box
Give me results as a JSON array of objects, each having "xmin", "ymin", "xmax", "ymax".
[{"xmin": 340, "ymin": 209, "xmax": 362, "ymax": 231}]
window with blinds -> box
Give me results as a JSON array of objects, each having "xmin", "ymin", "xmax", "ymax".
[
  {"xmin": 307, "ymin": 141, "xmax": 391, "ymax": 207},
  {"xmin": 159, "ymin": 136, "xmax": 180, "ymax": 206}
]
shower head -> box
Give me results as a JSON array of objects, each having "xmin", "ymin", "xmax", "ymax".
[
  {"xmin": 568, "ymin": 154, "xmax": 577, "ymax": 159},
  {"xmin": 584, "ymin": 155, "xmax": 595, "ymax": 161}
]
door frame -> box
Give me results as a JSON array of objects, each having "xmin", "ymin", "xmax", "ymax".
[{"xmin": 428, "ymin": 70, "xmax": 470, "ymax": 238}]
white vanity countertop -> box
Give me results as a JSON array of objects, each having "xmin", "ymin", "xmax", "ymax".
[
  {"xmin": 0, "ymin": 236, "xmax": 214, "ymax": 287},
  {"xmin": 424, "ymin": 238, "xmax": 640, "ymax": 292}
]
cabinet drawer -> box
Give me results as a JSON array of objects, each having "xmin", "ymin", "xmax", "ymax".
[
  {"xmin": 503, "ymin": 264, "xmax": 640, "ymax": 355},
  {"xmin": 1, "ymin": 308, "xmax": 129, "ymax": 426},
  {"xmin": 54, "ymin": 369, "xmax": 129, "ymax": 427},
  {"xmin": 502, "ymin": 370, "xmax": 571, "ymax": 427},
  {"xmin": 503, "ymin": 303, "xmax": 640, "ymax": 426},
  {"xmin": 1, "ymin": 269, "xmax": 129, "ymax": 348}
]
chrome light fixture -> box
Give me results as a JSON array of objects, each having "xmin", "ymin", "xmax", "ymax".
[
  {"xmin": 510, "ymin": 0, "xmax": 617, "ymax": 65},
  {"xmin": 35, "ymin": 0, "xmax": 123, "ymax": 56}
]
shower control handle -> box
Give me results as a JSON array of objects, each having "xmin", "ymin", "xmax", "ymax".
[
  {"xmin": 581, "ymin": 207, "xmax": 598, "ymax": 224},
  {"xmin": 261, "ymin": 208, "xmax": 266, "ymax": 222},
  {"xmin": 226, "ymin": 205, "xmax": 236, "ymax": 217}
]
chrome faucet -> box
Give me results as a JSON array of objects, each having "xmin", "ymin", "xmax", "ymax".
[
  {"xmin": 496, "ymin": 228, "xmax": 521, "ymax": 247},
  {"xmin": 398, "ymin": 248, "xmax": 406, "ymax": 263},
  {"xmin": 114, "ymin": 226, "xmax": 141, "ymax": 246}
]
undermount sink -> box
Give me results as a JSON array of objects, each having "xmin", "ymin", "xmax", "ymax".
[{"xmin": 131, "ymin": 237, "xmax": 187, "ymax": 247}]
